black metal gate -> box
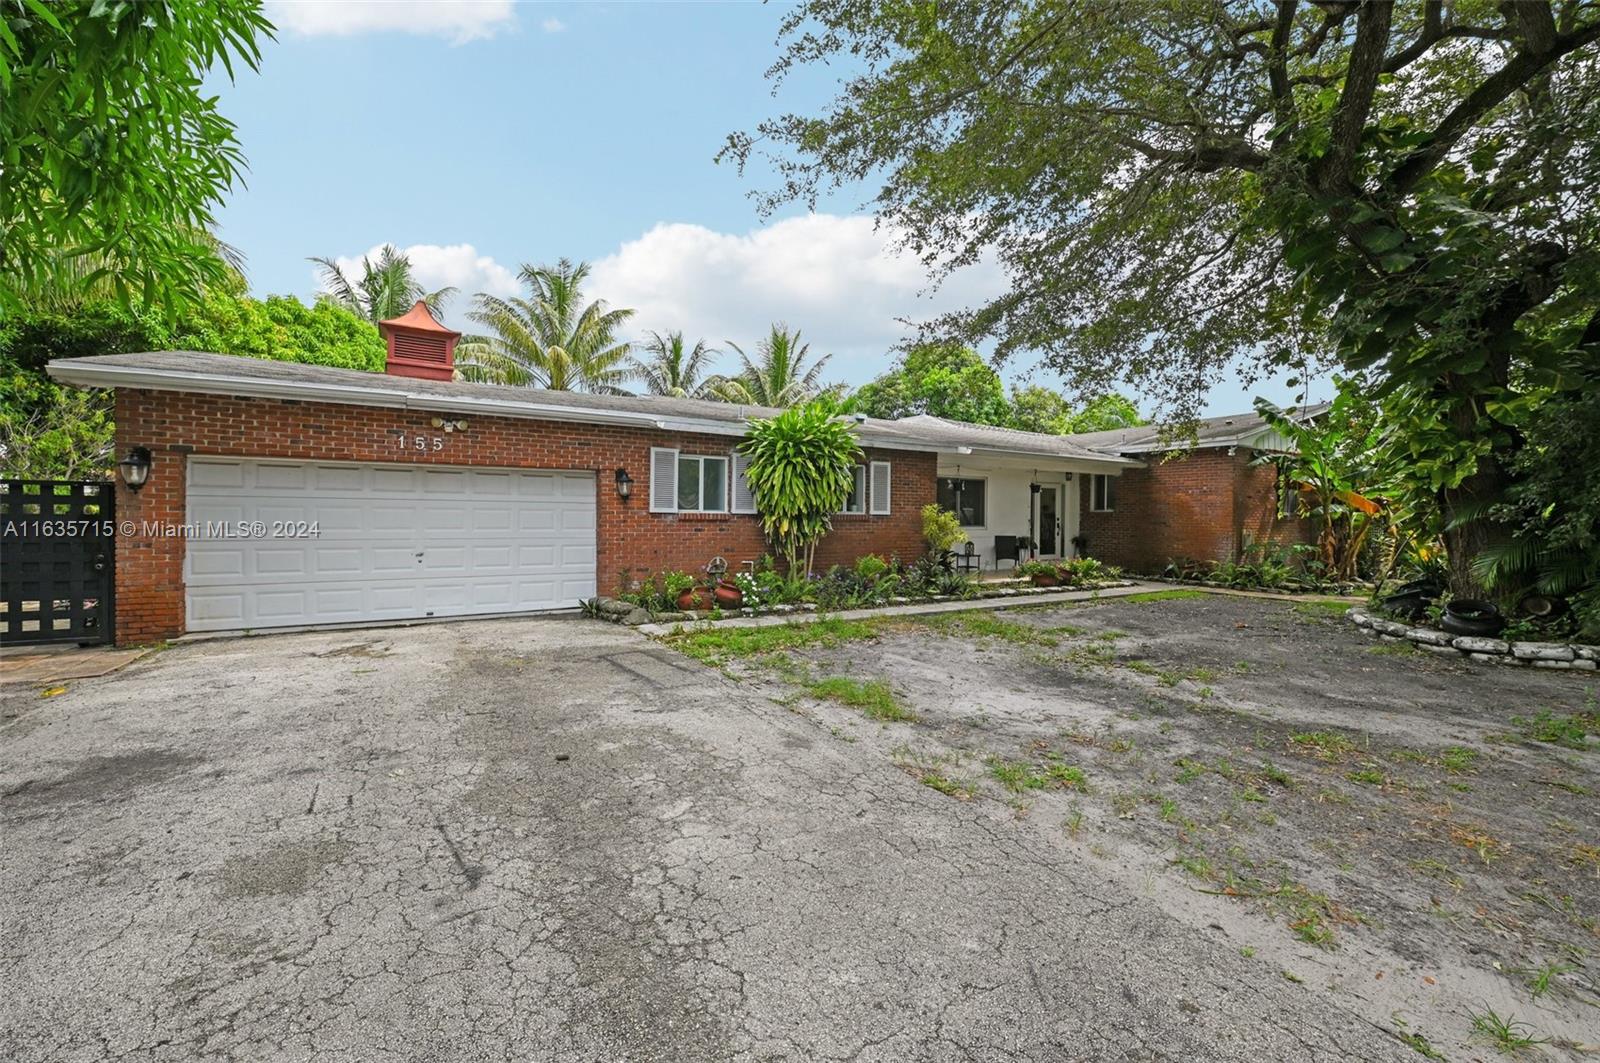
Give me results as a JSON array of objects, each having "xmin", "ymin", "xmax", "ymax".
[{"xmin": 1, "ymin": 479, "xmax": 116, "ymax": 646}]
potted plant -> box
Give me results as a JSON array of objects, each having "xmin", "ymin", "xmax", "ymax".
[
  {"xmin": 1017, "ymin": 560, "xmax": 1060, "ymax": 587},
  {"xmin": 661, "ymin": 570, "xmax": 702, "ymax": 611},
  {"xmin": 713, "ymin": 579, "xmax": 744, "ymax": 607}
]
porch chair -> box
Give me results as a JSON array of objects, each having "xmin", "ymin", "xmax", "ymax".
[{"xmin": 993, "ymin": 535, "xmax": 1022, "ymax": 571}]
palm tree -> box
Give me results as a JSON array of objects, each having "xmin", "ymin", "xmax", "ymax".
[
  {"xmin": 310, "ymin": 244, "xmax": 454, "ymax": 323},
  {"xmin": 709, "ymin": 324, "xmax": 832, "ymax": 407},
  {"xmin": 628, "ymin": 330, "xmax": 719, "ymax": 398},
  {"xmin": 455, "ymin": 259, "xmax": 634, "ymax": 393}
]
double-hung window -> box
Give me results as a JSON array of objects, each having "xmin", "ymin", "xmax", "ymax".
[
  {"xmin": 1091, "ymin": 474, "xmax": 1116, "ymax": 512},
  {"xmin": 841, "ymin": 466, "xmax": 867, "ymax": 514},
  {"xmin": 937, "ymin": 477, "xmax": 986, "ymax": 528},
  {"xmin": 676, "ymin": 455, "xmax": 728, "ymax": 512}
]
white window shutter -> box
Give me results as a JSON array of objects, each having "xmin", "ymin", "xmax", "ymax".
[
  {"xmin": 649, "ymin": 447, "xmax": 679, "ymax": 512},
  {"xmin": 730, "ymin": 451, "xmax": 757, "ymax": 513},
  {"xmin": 869, "ymin": 461, "xmax": 891, "ymax": 515}
]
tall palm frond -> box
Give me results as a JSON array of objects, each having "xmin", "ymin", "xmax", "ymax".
[
  {"xmin": 15, "ymin": 228, "xmax": 247, "ymax": 313},
  {"xmin": 710, "ymin": 324, "xmax": 831, "ymax": 407},
  {"xmin": 455, "ymin": 258, "xmax": 635, "ymax": 394},
  {"xmin": 628, "ymin": 331, "xmax": 718, "ymax": 398},
  {"xmin": 309, "ymin": 244, "xmax": 454, "ymax": 323}
]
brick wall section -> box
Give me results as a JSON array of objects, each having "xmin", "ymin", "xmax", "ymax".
[
  {"xmin": 113, "ymin": 389, "xmax": 934, "ymax": 644},
  {"xmin": 1077, "ymin": 448, "xmax": 1309, "ymax": 573}
]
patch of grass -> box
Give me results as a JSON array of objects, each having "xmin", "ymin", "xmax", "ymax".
[
  {"xmin": 1259, "ymin": 761, "xmax": 1296, "ymax": 788},
  {"xmin": 917, "ymin": 611, "xmax": 1063, "ymax": 647},
  {"xmin": 1176, "ymin": 854, "xmax": 1213, "ymax": 878},
  {"xmin": 1122, "ymin": 589, "xmax": 1211, "ymax": 603},
  {"xmin": 917, "ymin": 772, "xmax": 976, "ymax": 800},
  {"xmin": 1346, "ymin": 765, "xmax": 1385, "ymax": 785},
  {"xmin": 1441, "ymin": 746, "xmax": 1479, "ymax": 773},
  {"xmin": 987, "ymin": 758, "xmax": 1048, "ymax": 793},
  {"xmin": 1399, "ymin": 1031, "xmax": 1446, "ymax": 1060},
  {"xmin": 1511, "ymin": 709, "xmax": 1596, "ymax": 751},
  {"xmin": 1292, "ymin": 598, "xmax": 1355, "ymax": 617},
  {"xmin": 1044, "ymin": 762, "xmax": 1090, "ymax": 792},
  {"xmin": 1467, "ymin": 1007, "xmax": 1547, "ymax": 1053},
  {"xmin": 1174, "ymin": 757, "xmax": 1208, "ymax": 783},
  {"xmin": 666, "ymin": 617, "xmax": 879, "ymax": 664},
  {"xmin": 805, "ymin": 676, "xmax": 915, "ymax": 721},
  {"xmin": 1289, "ymin": 730, "xmax": 1357, "ymax": 761},
  {"xmin": 1239, "ymin": 945, "xmax": 1256, "ymax": 958},
  {"xmin": 1526, "ymin": 961, "xmax": 1574, "ymax": 999},
  {"xmin": 1241, "ymin": 787, "xmax": 1267, "ymax": 803},
  {"xmin": 1159, "ymin": 796, "xmax": 1180, "ymax": 822}
]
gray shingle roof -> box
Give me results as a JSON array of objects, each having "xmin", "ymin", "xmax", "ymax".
[
  {"xmin": 47, "ymin": 351, "xmax": 1140, "ymax": 466},
  {"xmin": 1063, "ymin": 401, "xmax": 1331, "ymax": 454}
]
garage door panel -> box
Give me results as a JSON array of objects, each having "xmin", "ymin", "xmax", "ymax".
[{"xmin": 186, "ymin": 458, "xmax": 596, "ymax": 631}]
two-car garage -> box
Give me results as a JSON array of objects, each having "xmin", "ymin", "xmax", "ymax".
[{"xmin": 184, "ymin": 458, "xmax": 597, "ymax": 632}]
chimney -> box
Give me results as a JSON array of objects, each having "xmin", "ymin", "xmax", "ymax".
[{"xmin": 378, "ymin": 300, "xmax": 459, "ymax": 381}]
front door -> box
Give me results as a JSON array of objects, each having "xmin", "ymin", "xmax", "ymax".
[{"xmin": 1036, "ymin": 485, "xmax": 1062, "ymax": 558}]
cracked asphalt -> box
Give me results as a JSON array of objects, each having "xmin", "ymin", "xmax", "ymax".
[{"xmin": 2, "ymin": 617, "xmax": 1410, "ymax": 1061}]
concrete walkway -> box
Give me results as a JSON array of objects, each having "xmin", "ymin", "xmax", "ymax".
[
  {"xmin": 0, "ymin": 645, "xmax": 151, "ymax": 687},
  {"xmin": 637, "ymin": 580, "xmax": 1361, "ymax": 636},
  {"xmin": 636, "ymin": 580, "xmax": 1173, "ymax": 635}
]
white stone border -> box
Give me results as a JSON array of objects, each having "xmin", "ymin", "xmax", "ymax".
[{"xmin": 1346, "ymin": 608, "xmax": 1599, "ymax": 671}]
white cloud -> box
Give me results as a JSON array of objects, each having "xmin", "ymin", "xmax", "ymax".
[
  {"xmin": 266, "ymin": 1, "xmax": 516, "ymax": 44},
  {"xmin": 586, "ymin": 214, "xmax": 1007, "ymax": 385},
  {"xmin": 541, "ymin": 16, "xmax": 566, "ymax": 33},
  {"xmin": 313, "ymin": 243, "xmax": 520, "ymax": 319}
]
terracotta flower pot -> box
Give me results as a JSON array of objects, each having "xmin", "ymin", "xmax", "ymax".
[
  {"xmin": 677, "ymin": 588, "xmax": 711, "ymax": 610},
  {"xmin": 713, "ymin": 583, "xmax": 743, "ymax": 608},
  {"xmin": 1032, "ymin": 574, "xmax": 1059, "ymax": 587}
]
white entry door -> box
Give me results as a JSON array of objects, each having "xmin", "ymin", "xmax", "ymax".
[{"xmin": 185, "ymin": 458, "xmax": 596, "ymax": 632}]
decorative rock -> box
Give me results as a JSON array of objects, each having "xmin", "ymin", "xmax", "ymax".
[
  {"xmin": 1468, "ymin": 653, "xmax": 1521, "ymax": 665},
  {"xmin": 1379, "ymin": 634, "xmax": 1405, "ymax": 643},
  {"xmin": 1370, "ymin": 619, "xmax": 1410, "ymax": 636},
  {"xmin": 1419, "ymin": 644, "xmax": 1461, "ymax": 656},
  {"xmin": 1531, "ymin": 659, "xmax": 1578, "ymax": 670},
  {"xmin": 1348, "ymin": 609, "xmax": 1372, "ymax": 627},
  {"xmin": 1511, "ymin": 642, "xmax": 1576, "ymax": 662},
  {"xmin": 800, "ymin": 603, "xmax": 819, "ymax": 612},
  {"xmin": 772, "ymin": 604, "xmax": 795, "ymax": 615},
  {"xmin": 1573, "ymin": 644, "xmax": 1600, "ymax": 662},
  {"xmin": 739, "ymin": 608, "xmax": 755, "ymax": 617},
  {"xmin": 1406, "ymin": 628, "xmax": 1455, "ymax": 647},
  {"xmin": 1452, "ymin": 636, "xmax": 1510, "ymax": 654},
  {"xmin": 621, "ymin": 607, "xmax": 651, "ymax": 626},
  {"xmin": 598, "ymin": 597, "xmax": 633, "ymax": 617},
  {"xmin": 1573, "ymin": 659, "xmax": 1598, "ymax": 671},
  {"xmin": 890, "ymin": 596, "xmax": 910, "ymax": 604}
]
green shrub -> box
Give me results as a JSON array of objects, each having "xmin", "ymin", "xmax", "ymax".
[{"xmin": 921, "ymin": 504, "xmax": 967, "ymax": 555}]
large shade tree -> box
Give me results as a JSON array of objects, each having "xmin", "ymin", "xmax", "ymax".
[
  {"xmin": 456, "ymin": 259, "xmax": 634, "ymax": 393},
  {"xmin": 0, "ymin": 0, "xmax": 272, "ymax": 315},
  {"xmin": 711, "ymin": 324, "xmax": 832, "ymax": 406},
  {"xmin": 310, "ymin": 245, "xmax": 454, "ymax": 323},
  {"xmin": 726, "ymin": 0, "xmax": 1600, "ymax": 591},
  {"xmin": 854, "ymin": 343, "xmax": 1011, "ymax": 425}
]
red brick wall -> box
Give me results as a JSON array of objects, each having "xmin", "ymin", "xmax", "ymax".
[
  {"xmin": 112, "ymin": 389, "xmax": 934, "ymax": 644},
  {"xmin": 1077, "ymin": 448, "xmax": 1308, "ymax": 573}
]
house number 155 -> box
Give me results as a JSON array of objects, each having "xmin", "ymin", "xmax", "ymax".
[{"xmin": 394, "ymin": 431, "xmax": 445, "ymax": 453}]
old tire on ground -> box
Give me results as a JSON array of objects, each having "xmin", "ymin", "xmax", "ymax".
[{"xmin": 1439, "ymin": 598, "xmax": 1505, "ymax": 637}]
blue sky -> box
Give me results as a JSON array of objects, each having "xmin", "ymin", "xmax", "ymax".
[{"xmin": 213, "ymin": 1, "xmax": 1318, "ymax": 416}]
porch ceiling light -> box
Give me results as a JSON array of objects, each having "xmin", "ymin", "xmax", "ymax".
[{"xmin": 117, "ymin": 447, "xmax": 152, "ymax": 491}]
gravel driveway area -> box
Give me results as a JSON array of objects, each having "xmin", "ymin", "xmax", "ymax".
[{"xmin": 2, "ymin": 600, "xmax": 1586, "ymax": 1061}]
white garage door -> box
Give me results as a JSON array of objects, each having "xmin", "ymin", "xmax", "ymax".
[{"xmin": 185, "ymin": 458, "xmax": 596, "ymax": 632}]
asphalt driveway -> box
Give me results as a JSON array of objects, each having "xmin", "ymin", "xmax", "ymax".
[{"xmin": 5, "ymin": 611, "xmax": 1436, "ymax": 1061}]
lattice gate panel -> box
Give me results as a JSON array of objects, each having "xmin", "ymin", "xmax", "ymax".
[{"xmin": 0, "ymin": 480, "xmax": 116, "ymax": 645}]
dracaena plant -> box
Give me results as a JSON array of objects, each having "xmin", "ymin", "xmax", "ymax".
[{"xmin": 739, "ymin": 402, "xmax": 862, "ymax": 576}]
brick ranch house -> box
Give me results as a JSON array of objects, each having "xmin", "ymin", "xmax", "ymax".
[{"xmin": 45, "ymin": 303, "xmax": 1312, "ymax": 645}]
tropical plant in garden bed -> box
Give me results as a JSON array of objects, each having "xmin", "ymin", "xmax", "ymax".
[{"xmin": 739, "ymin": 400, "xmax": 862, "ymax": 575}]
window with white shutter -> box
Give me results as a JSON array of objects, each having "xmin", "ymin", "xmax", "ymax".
[
  {"xmin": 649, "ymin": 447, "xmax": 679, "ymax": 512},
  {"xmin": 869, "ymin": 461, "xmax": 891, "ymax": 515},
  {"xmin": 730, "ymin": 451, "xmax": 757, "ymax": 513}
]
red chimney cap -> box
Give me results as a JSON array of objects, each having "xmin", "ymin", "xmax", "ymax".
[{"xmin": 379, "ymin": 300, "xmax": 460, "ymax": 337}]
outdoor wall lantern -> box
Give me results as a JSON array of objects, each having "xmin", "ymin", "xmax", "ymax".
[
  {"xmin": 118, "ymin": 447, "xmax": 152, "ymax": 491},
  {"xmin": 615, "ymin": 468, "xmax": 634, "ymax": 499}
]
